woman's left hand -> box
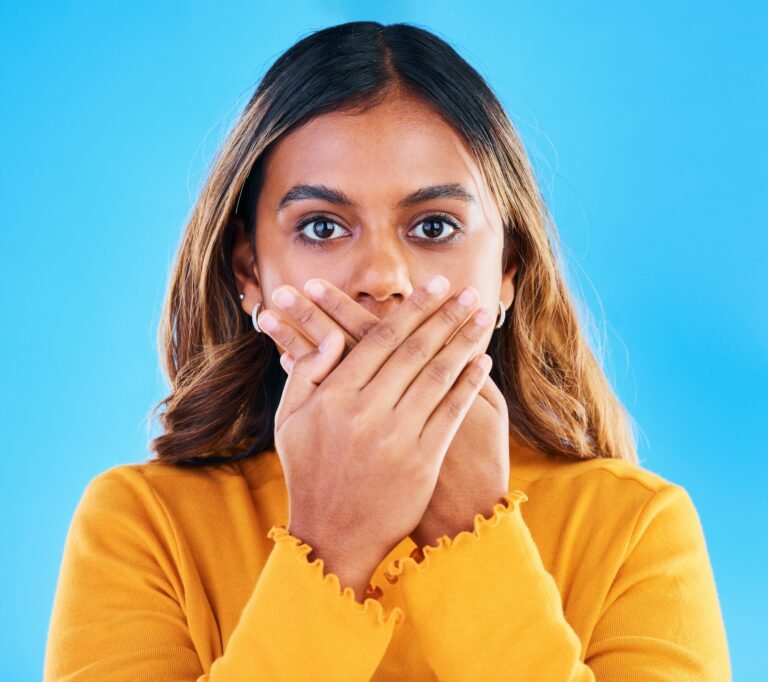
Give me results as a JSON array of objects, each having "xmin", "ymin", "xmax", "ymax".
[{"xmin": 260, "ymin": 278, "xmax": 511, "ymax": 548}]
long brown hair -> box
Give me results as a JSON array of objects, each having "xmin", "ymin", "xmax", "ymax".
[{"xmin": 148, "ymin": 21, "xmax": 638, "ymax": 466}]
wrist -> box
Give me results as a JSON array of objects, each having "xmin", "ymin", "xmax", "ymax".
[
  {"xmin": 411, "ymin": 520, "xmax": 452, "ymax": 548},
  {"xmin": 287, "ymin": 523, "xmax": 382, "ymax": 602},
  {"xmin": 412, "ymin": 491, "xmax": 510, "ymax": 548},
  {"xmin": 311, "ymin": 548, "xmax": 380, "ymax": 602}
]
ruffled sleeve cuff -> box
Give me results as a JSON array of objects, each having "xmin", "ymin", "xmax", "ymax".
[
  {"xmin": 382, "ymin": 490, "xmax": 529, "ymax": 582},
  {"xmin": 212, "ymin": 525, "xmax": 403, "ymax": 680},
  {"xmin": 266, "ymin": 525, "xmax": 404, "ymax": 628},
  {"xmin": 377, "ymin": 490, "xmax": 584, "ymax": 680}
]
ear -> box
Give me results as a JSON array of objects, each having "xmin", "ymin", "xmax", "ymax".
[
  {"xmin": 500, "ymin": 258, "xmax": 519, "ymax": 310},
  {"xmin": 229, "ymin": 214, "xmax": 262, "ymax": 317}
]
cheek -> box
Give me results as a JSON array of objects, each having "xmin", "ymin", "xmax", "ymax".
[
  {"xmin": 261, "ymin": 260, "xmax": 345, "ymax": 309},
  {"xmin": 439, "ymin": 241, "xmax": 501, "ymax": 306},
  {"xmin": 254, "ymin": 233, "xmax": 311, "ymax": 291},
  {"xmin": 472, "ymin": 235, "xmax": 504, "ymax": 301}
]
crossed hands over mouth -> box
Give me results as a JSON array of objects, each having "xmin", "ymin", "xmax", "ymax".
[{"xmin": 258, "ymin": 276, "xmax": 511, "ymax": 550}]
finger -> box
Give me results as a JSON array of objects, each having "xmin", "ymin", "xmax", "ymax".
[
  {"xmin": 279, "ymin": 352, "xmax": 295, "ymax": 373},
  {"xmin": 303, "ymin": 278, "xmax": 380, "ymax": 343},
  {"xmin": 271, "ymin": 284, "xmax": 362, "ymax": 351},
  {"xmin": 257, "ymin": 308, "xmax": 316, "ymax": 359},
  {"xmin": 365, "ymin": 283, "xmax": 485, "ymax": 406},
  {"xmin": 478, "ymin": 367, "xmax": 505, "ymax": 412},
  {"xmin": 419, "ymin": 353, "xmax": 493, "ymax": 466},
  {"xmin": 393, "ymin": 305, "xmax": 495, "ymax": 419},
  {"xmin": 321, "ymin": 274, "xmax": 457, "ymax": 392},
  {"xmin": 274, "ymin": 329, "xmax": 345, "ymax": 429}
]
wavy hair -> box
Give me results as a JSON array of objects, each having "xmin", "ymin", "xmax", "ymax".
[{"xmin": 148, "ymin": 21, "xmax": 638, "ymax": 466}]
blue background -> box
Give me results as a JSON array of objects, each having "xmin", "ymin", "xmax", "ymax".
[{"xmin": 1, "ymin": 2, "xmax": 765, "ymax": 678}]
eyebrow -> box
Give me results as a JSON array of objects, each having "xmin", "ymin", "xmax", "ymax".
[{"xmin": 276, "ymin": 183, "xmax": 476, "ymax": 214}]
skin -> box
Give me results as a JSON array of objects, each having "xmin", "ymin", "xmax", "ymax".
[{"xmin": 231, "ymin": 91, "xmax": 519, "ymax": 596}]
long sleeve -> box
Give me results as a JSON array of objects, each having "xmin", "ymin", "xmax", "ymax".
[
  {"xmin": 382, "ymin": 486, "xmax": 730, "ymax": 681},
  {"xmin": 44, "ymin": 468, "xmax": 403, "ymax": 681}
]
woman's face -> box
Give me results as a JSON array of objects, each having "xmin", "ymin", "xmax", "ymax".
[{"xmin": 232, "ymin": 92, "xmax": 517, "ymax": 355}]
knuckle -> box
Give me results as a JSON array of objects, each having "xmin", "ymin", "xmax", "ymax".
[
  {"xmin": 370, "ymin": 322, "xmax": 400, "ymax": 348},
  {"xmin": 348, "ymin": 409, "xmax": 369, "ymax": 436},
  {"xmin": 281, "ymin": 331, "xmax": 301, "ymax": 354},
  {"xmin": 406, "ymin": 457, "xmax": 432, "ymax": 483},
  {"xmin": 324, "ymin": 293, "xmax": 345, "ymax": 318},
  {"xmin": 437, "ymin": 305, "xmax": 463, "ymax": 327},
  {"xmin": 296, "ymin": 304, "xmax": 316, "ymax": 327},
  {"xmin": 445, "ymin": 396, "xmax": 464, "ymax": 420},
  {"xmin": 402, "ymin": 337, "xmax": 430, "ymax": 363},
  {"xmin": 292, "ymin": 348, "xmax": 309, "ymax": 367},
  {"xmin": 458, "ymin": 322, "xmax": 483, "ymax": 344},
  {"xmin": 466, "ymin": 366, "xmax": 486, "ymax": 388},
  {"xmin": 408, "ymin": 290, "xmax": 432, "ymax": 314},
  {"xmin": 357, "ymin": 319, "xmax": 378, "ymax": 339},
  {"xmin": 426, "ymin": 361, "xmax": 452, "ymax": 385},
  {"xmin": 372, "ymin": 426, "xmax": 397, "ymax": 451},
  {"xmin": 350, "ymin": 405, "xmax": 389, "ymax": 444}
]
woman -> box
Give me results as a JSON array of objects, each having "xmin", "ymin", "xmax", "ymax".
[{"xmin": 44, "ymin": 21, "xmax": 731, "ymax": 681}]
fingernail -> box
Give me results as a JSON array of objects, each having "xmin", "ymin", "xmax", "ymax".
[
  {"xmin": 477, "ymin": 354, "xmax": 492, "ymax": 371},
  {"xmin": 427, "ymin": 274, "xmax": 449, "ymax": 295},
  {"xmin": 259, "ymin": 311, "xmax": 278, "ymax": 332},
  {"xmin": 273, "ymin": 287, "xmax": 295, "ymax": 307},
  {"xmin": 306, "ymin": 280, "xmax": 325, "ymax": 299},
  {"xmin": 458, "ymin": 287, "xmax": 479, "ymax": 307},
  {"xmin": 474, "ymin": 308, "xmax": 494, "ymax": 327}
]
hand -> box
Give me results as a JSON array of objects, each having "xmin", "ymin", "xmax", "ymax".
[
  {"xmin": 260, "ymin": 275, "xmax": 495, "ymax": 599},
  {"xmin": 260, "ymin": 277, "xmax": 510, "ymax": 549}
]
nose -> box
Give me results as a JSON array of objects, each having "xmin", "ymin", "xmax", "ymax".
[{"xmin": 348, "ymin": 232, "xmax": 414, "ymax": 312}]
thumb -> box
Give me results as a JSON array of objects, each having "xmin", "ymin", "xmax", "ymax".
[{"xmin": 275, "ymin": 329, "xmax": 345, "ymax": 425}]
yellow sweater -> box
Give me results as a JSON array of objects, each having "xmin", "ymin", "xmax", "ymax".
[{"xmin": 44, "ymin": 436, "xmax": 730, "ymax": 680}]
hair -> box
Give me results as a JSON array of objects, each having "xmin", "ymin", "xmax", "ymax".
[{"xmin": 148, "ymin": 20, "xmax": 638, "ymax": 467}]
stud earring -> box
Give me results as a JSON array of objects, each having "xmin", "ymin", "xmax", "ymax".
[{"xmin": 239, "ymin": 292, "xmax": 244, "ymax": 300}]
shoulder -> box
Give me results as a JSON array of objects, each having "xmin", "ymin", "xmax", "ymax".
[
  {"xmin": 81, "ymin": 459, "xmax": 224, "ymax": 495},
  {"xmin": 511, "ymin": 443, "xmax": 702, "ymax": 540},
  {"xmin": 556, "ymin": 457, "xmax": 696, "ymax": 514},
  {"xmin": 554, "ymin": 459, "xmax": 714, "ymax": 582},
  {"xmin": 73, "ymin": 458, "xmax": 238, "ymax": 521},
  {"xmin": 560, "ymin": 458, "xmax": 700, "ymax": 535},
  {"xmin": 512, "ymin": 438, "xmax": 684, "ymax": 498},
  {"xmin": 549, "ymin": 455, "xmax": 681, "ymax": 496},
  {"xmin": 82, "ymin": 451, "xmax": 273, "ymax": 493},
  {"xmin": 75, "ymin": 452, "xmax": 282, "ymax": 527}
]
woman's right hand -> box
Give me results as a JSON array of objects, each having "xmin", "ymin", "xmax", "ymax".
[{"xmin": 267, "ymin": 274, "xmax": 494, "ymax": 598}]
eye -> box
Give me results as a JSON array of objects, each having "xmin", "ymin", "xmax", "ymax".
[
  {"xmin": 293, "ymin": 215, "xmax": 349, "ymax": 249},
  {"xmin": 410, "ymin": 214, "xmax": 462, "ymax": 243},
  {"xmin": 293, "ymin": 212, "xmax": 464, "ymax": 249}
]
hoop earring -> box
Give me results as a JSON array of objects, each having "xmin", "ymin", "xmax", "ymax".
[
  {"xmin": 495, "ymin": 300, "xmax": 506, "ymax": 329},
  {"xmin": 251, "ymin": 302, "xmax": 263, "ymax": 333}
]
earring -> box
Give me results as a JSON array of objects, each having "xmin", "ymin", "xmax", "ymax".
[
  {"xmin": 239, "ymin": 292, "xmax": 244, "ymax": 300},
  {"xmin": 251, "ymin": 302, "xmax": 263, "ymax": 333},
  {"xmin": 495, "ymin": 300, "xmax": 506, "ymax": 329}
]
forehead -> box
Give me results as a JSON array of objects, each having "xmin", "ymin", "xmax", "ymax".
[{"xmin": 259, "ymin": 95, "xmax": 493, "ymax": 207}]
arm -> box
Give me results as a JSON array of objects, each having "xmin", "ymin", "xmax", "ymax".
[
  {"xmin": 44, "ymin": 468, "xmax": 403, "ymax": 681},
  {"xmin": 383, "ymin": 486, "xmax": 730, "ymax": 681}
]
